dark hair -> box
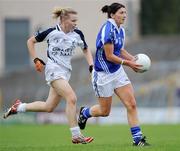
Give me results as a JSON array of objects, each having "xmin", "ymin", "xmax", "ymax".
[{"xmin": 101, "ymin": 3, "xmax": 125, "ymax": 18}]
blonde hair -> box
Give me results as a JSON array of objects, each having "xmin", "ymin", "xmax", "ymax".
[{"xmin": 52, "ymin": 7, "xmax": 77, "ymax": 20}]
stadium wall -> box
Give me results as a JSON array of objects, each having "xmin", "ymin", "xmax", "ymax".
[{"xmin": 1, "ymin": 107, "xmax": 180, "ymax": 124}]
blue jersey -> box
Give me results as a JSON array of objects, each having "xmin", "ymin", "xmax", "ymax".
[{"xmin": 94, "ymin": 19, "xmax": 125, "ymax": 73}]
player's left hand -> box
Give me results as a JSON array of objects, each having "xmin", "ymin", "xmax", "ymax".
[
  {"xmin": 88, "ymin": 65, "xmax": 93, "ymax": 80},
  {"xmin": 89, "ymin": 65, "xmax": 93, "ymax": 73}
]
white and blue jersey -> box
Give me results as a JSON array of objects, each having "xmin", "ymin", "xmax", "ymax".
[
  {"xmin": 94, "ymin": 18, "xmax": 125, "ymax": 73},
  {"xmin": 35, "ymin": 24, "xmax": 88, "ymax": 70}
]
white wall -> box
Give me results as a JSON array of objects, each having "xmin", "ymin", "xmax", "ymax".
[{"xmin": 0, "ymin": 3, "xmax": 5, "ymax": 74}]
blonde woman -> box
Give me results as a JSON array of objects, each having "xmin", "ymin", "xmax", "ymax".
[{"xmin": 4, "ymin": 7, "xmax": 94, "ymax": 144}]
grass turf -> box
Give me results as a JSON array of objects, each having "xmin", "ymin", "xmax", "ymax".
[{"xmin": 0, "ymin": 124, "xmax": 180, "ymax": 151}]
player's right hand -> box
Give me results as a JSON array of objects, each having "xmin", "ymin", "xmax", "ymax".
[
  {"xmin": 33, "ymin": 58, "xmax": 46, "ymax": 72},
  {"xmin": 124, "ymin": 60, "xmax": 142, "ymax": 72}
]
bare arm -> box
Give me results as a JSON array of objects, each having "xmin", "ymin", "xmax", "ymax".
[
  {"xmin": 104, "ymin": 44, "xmax": 124, "ymax": 64},
  {"xmin": 121, "ymin": 48, "xmax": 135, "ymax": 61},
  {"xmin": 104, "ymin": 43, "xmax": 141, "ymax": 72},
  {"xmin": 27, "ymin": 36, "xmax": 45, "ymax": 72},
  {"xmin": 27, "ymin": 36, "xmax": 38, "ymax": 59},
  {"xmin": 83, "ymin": 48, "xmax": 94, "ymax": 66},
  {"xmin": 83, "ymin": 48, "xmax": 94, "ymax": 73}
]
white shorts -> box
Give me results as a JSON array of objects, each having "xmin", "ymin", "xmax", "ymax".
[
  {"xmin": 92, "ymin": 66, "xmax": 131, "ymax": 97},
  {"xmin": 45, "ymin": 62, "xmax": 71, "ymax": 85}
]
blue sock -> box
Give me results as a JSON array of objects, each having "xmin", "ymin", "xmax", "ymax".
[
  {"xmin": 82, "ymin": 107, "xmax": 92, "ymax": 119},
  {"xmin": 131, "ymin": 126, "xmax": 143, "ymax": 143}
]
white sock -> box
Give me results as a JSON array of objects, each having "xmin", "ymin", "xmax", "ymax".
[
  {"xmin": 17, "ymin": 103, "xmax": 26, "ymax": 112},
  {"xmin": 70, "ymin": 126, "xmax": 81, "ymax": 137}
]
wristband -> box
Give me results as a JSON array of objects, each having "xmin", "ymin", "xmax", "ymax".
[{"xmin": 120, "ymin": 59, "xmax": 124, "ymax": 65}]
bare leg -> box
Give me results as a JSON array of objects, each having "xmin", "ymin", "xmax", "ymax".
[
  {"xmin": 114, "ymin": 84, "xmax": 139, "ymax": 127},
  {"xmin": 114, "ymin": 84, "xmax": 151, "ymax": 146},
  {"xmin": 51, "ymin": 79, "xmax": 77, "ymax": 128},
  {"xmin": 78, "ymin": 96, "xmax": 112, "ymax": 130},
  {"xmin": 51, "ymin": 79, "xmax": 94, "ymax": 143},
  {"xmin": 25, "ymin": 87, "xmax": 61, "ymax": 112},
  {"xmin": 90, "ymin": 97, "xmax": 112, "ymax": 117},
  {"xmin": 4, "ymin": 78, "xmax": 94, "ymax": 144}
]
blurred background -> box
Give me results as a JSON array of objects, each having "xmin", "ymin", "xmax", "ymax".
[{"xmin": 0, "ymin": 0, "xmax": 180, "ymax": 125}]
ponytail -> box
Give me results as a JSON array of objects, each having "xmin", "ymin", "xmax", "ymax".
[
  {"xmin": 101, "ymin": 3, "xmax": 125, "ymax": 18},
  {"xmin": 52, "ymin": 7, "xmax": 77, "ymax": 20},
  {"xmin": 101, "ymin": 5, "xmax": 109, "ymax": 13}
]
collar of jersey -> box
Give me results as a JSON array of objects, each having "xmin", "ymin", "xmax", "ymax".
[
  {"xmin": 56, "ymin": 24, "xmax": 61, "ymax": 31},
  {"xmin": 56, "ymin": 24, "xmax": 75, "ymax": 34},
  {"xmin": 108, "ymin": 19, "xmax": 121, "ymax": 33}
]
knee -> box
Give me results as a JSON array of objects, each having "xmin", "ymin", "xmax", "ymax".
[
  {"xmin": 46, "ymin": 105, "xmax": 54, "ymax": 113},
  {"xmin": 66, "ymin": 95, "xmax": 77, "ymax": 106},
  {"xmin": 126, "ymin": 99, "xmax": 137, "ymax": 111}
]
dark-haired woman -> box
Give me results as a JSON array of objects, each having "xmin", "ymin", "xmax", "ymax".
[{"xmin": 78, "ymin": 3, "xmax": 150, "ymax": 146}]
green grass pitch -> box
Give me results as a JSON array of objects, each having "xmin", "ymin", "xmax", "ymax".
[{"xmin": 0, "ymin": 124, "xmax": 180, "ymax": 151}]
